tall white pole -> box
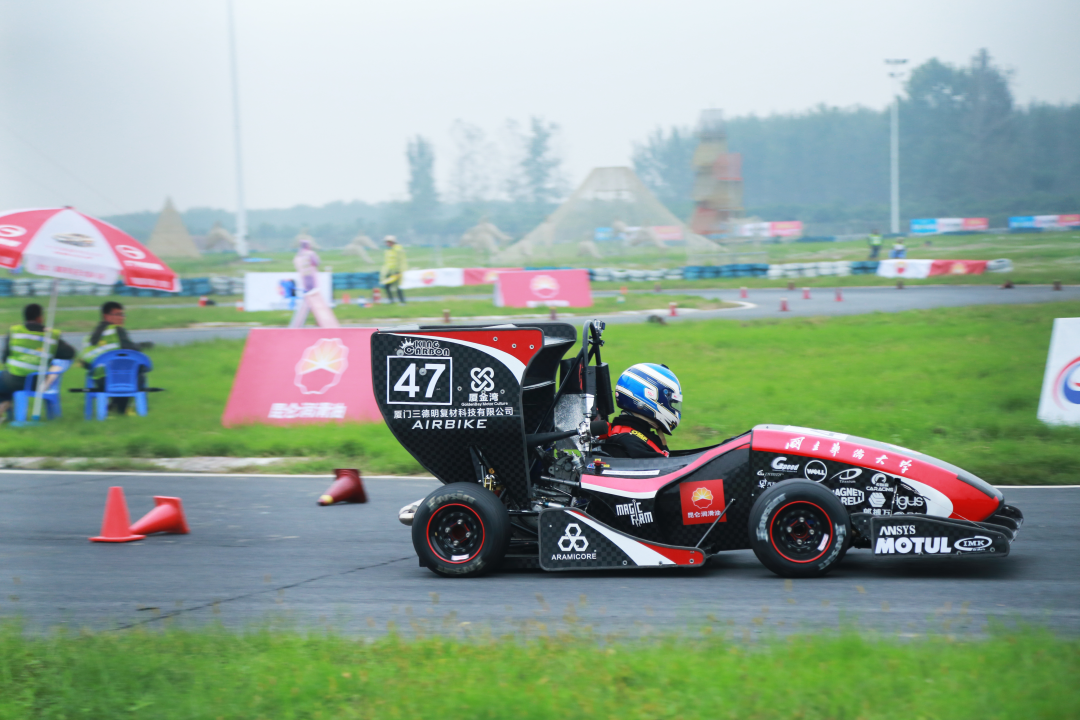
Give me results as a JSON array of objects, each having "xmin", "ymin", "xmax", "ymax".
[
  {"xmin": 227, "ymin": 0, "xmax": 249, "ymax": 257},
  {"xmin": 890, "ymin": 96, "xmax": 899, "ymax": 235},
  {"xmin": 885, "ymin": 59, "xmax": 908, "ymax": 236}
]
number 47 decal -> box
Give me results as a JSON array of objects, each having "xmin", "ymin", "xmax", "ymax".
[{"xmin": 394, "ymin": 362, "xmax": 446, "ymax": 399}]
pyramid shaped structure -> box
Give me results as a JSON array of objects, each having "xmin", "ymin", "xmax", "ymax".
[
  {"xmin": 146, "ymin": 198, "xmax": 201, "ymax": 258},
  {"xmin": 498, "ymin": 167, "xmax": 719, "ymax": 262}
]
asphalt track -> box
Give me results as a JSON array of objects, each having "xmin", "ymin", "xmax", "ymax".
[
  {"xmin": 60, "ymin": 284, "xmax": 1080, "ymax": 347},
  {"xmin": 2, "ymin": 471, "xmax": 1076, "ymax": 638}
]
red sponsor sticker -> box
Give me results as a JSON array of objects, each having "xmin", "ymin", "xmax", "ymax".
[{"xmin": 679, "ymin": 479, "xmax": 727, "ymax": 525}]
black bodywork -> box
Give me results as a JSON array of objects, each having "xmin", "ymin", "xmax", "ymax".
[{"xmin": 372, "ymin": 320, "xmax": 1022, "ymax": 573}]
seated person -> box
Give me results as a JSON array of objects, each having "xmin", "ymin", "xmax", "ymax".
[
  {"xmin": 596, "ymin": 363, "xmax": 682, "ymax": 458},
  {"xmin": 78, "ymin": 301, "xmax": 149, "ymax": 414},
  {"xmin": 0, "ymin": 303, "xmax": 77, "ymax": 419}
]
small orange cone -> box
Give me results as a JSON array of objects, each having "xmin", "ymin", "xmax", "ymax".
[
  {"xmin": 90, "ymin": 487, "xmax": 145, "ymax": 543},
  {"xmin": 780, "ymin": 297, "xmax": 790, "ymax": 312},
  {"xmin": 319, "ymin": 469, "xmax": 367, "ymax": 506},
  {"xmin": 739, "ymin": 286, "xmax": 748, "ymax": 299},
  {"xmin": 835, "ymin": 288, "xmax": 843, "ymax": 302},
  {"xmin": 131, "ymin": 496, "xmax": 190, "ymax": 536},
  {"xmin": 802, "ymin": 287, "xmax": 811, "ymax": 300},
  {"xmin": 669, "ymin": 302, "xmax": 677, "ymax": 317}
]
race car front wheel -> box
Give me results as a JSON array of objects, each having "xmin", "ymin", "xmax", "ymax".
[
  {"xmin": 748, "ymin": 480, "xmax": 850, "ymax": 578},
  {"xmin": 412, "ymin": 483, "xmax": 510, "ymax": 578}
]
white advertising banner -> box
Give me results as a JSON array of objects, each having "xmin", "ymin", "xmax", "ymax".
[
  {"xmin": 243, "ymin": 272, "xmax": 332, "ymax": 312},
  {"xmin": 876, "ymin": 259, "xmax": 934, "ymax": 278},
  {"xmin": 400, "ymin": 267, "xmax": 465, "ymax": 290},
  {"xmin": 1037, "ymin": 317, "xmax": 1080, "ymax": 426},
  {"xmin": 935, "ymin": 218, "xmax": 964, "ymax": 233}
]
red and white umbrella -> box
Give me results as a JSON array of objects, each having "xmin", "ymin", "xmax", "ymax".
[
  {"xmin": 0, "ymin": 207, "xmax": 179, "ymax": 420},
  {"xmin": 0, "ymin": 207, "xmax": 179, "ymax": 291}
]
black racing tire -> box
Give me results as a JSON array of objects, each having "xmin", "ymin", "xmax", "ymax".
[
  {"xmin": 748, "ymin": 480, "xmax": 851, "ymax": 578},
  {"xmin": 412, "ymin": 483, "xmax": 510, "ymax": 578}
]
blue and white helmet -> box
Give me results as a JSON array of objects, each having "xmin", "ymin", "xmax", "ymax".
[{"xmin": 614, "ymin": 363, "xmax": 683, "ymax": 434}]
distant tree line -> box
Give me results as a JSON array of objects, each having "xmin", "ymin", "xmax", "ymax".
[
  {"xmin": 633, "ymin": 49, "xmax": 1080, "ymax": 229},
  {"xmin": 106, "ymin": 117, "xmax": 567, "ymax": 248},
  {"xmin": 107, "ymin": 50, "xmax": 1079, "ymax": 244}
]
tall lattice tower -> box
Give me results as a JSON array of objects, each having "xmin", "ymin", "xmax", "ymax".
[{"xmin": 690, "ymin": 109, "xmax": 743, "ymax": 237}]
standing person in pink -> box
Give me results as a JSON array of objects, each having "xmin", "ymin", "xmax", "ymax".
[{"xmin": 293, "ymin": 237, "xmax": 321, "ymax": 293}]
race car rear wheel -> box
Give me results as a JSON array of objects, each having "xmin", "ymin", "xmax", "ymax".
[
  {"xmin": 412, "ymin": 483, "xmax": 510, "ymax": 578},
  {"xmin": 748, "ymin": 480, "xmax": 850, "ymax": 578}
]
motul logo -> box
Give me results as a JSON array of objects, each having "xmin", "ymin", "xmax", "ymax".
[{"xmin": 875, "ymin": 536, "xmax": 951, "ymax": 555}]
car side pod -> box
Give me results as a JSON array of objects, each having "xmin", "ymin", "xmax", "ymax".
[
  {"xmin": 538, "ymin": 508, "xmax": 706, "ymax": 571},
  {"xmin": 857, "ymin": 514, "xmax": 1012, "ymax": 559}
]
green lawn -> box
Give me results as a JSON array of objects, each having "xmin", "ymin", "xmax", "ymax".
[
  {"xmin": 0, "ymin": 624, "xmax": 1074, "ymax": 719},
  {"xmin": 1, "ymin": 301, "xmax": 1077, "ymax": 483},
  {"xmin": 28, "ymin": 228, "xmax": 1076, "ymax": 284},
  {"xmin": 0, "ymin": 232, "xmax": 1074, "ymax": 334},
  {"xmin": 0, "ymin": 294, "xmax": 733, "ymax": 335}
]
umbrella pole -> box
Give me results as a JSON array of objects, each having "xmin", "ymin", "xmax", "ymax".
[{"xmin": 31, "ymin": 279, "xmax": 59, "ymax": 421}]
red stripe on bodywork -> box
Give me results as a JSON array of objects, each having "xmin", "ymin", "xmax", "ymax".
[
  {"xmin": 407, "ymin": 328, "xmax": 544, "ymax": 368},
  {"xmin": 751, "ymin": 428, "xmax": 999, "ymax": 521},
  {"xmin": 640, "ymin": 543, "xmax": 705, "ymax": 566}
]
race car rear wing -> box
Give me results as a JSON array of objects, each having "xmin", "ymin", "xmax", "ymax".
[{"xmin": 370, "ymin": 322, "xmax": 578, "ymax": 506}]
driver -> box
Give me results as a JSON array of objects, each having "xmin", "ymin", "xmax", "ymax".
[{"xmin": 596, "ymin": 363, "xmax": 682, "ymax": 458}]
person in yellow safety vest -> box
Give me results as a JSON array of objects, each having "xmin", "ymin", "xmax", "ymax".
[
  {"xmin": 378, "ymin": 235, "xmax": 408, "ymax": 304},
  {"xmin": 79, "ymin": 301, "xmax": 148, "ymax": 415},
  {"xmin": 867, "ymin": 229, "xmax": 883, "ymax": 259},
  {"xmin": 0, "ymin": 303, "xmax": 77, "ymax": 421}
]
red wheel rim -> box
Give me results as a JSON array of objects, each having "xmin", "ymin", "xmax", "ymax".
[
  {"xmin": 768, "ymin": 500, "xmax": 834, "ymax": 564},
  {"xmin": 426, "ymin": 503, "xmax": 485, "ymax": 564}
]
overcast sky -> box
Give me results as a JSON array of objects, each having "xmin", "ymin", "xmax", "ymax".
[{"xmin": 2, "ymin": 0, "xmax": 1078, "ymax": 217}]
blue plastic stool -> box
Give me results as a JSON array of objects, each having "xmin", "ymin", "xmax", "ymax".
[
  {"xmin": 12, "ymin": 359, "xmax": 72, "ymax": 422},
  {"xmin": 83, "ymin": 350, "xmax": 152, "ymax": 420}
]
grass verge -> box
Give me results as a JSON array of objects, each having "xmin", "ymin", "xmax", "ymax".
[
  {"xmin": 0, "ymin": 624, "xmax": 1074, "ymax": 719},
  {"xmin": 0, "ymin": 293, "xmax": 735, "ymax": 333},
  {"xmin": 1, "ymin": 301, "xmax": 1077, "ymax": 483}
]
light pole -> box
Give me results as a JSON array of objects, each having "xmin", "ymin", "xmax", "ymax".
[
  {"xmin": 227, "ymin": 0, "xmax": 249, "ymax": 257},
  {"xmin": 885, "ymin": 59, "xmax": 908, "ymax": 235}
]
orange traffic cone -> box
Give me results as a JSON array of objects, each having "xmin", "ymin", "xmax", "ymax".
[
  {"xmin": 780, "ymin": 297, "xmax": 790, "ymax": 312},
  {"xmin": 739, "ymin": 287, "xmax": 748, "ymax": 299},
  {"xmin": 90, "ymin": 487, "xmax": 145, "ymax": 543},
  {"xmin": 319, "ymin": 469, "xmax": 367, "ymax": 506},
  {"xmin": 835, "ymin": 288, "xmax": 843, "ymax": 302},
  {"xmin": 802, "ymin": 287, "xmax": 811, "ymax": 300},
  {"xmin": 131, "ymin": 496, "xmax": 190, "ymax": 536}
]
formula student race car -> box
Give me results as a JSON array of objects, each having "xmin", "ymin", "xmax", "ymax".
[{"xmin": 371, "ymin": 320, "xmax": 1023, "ymax": 578}]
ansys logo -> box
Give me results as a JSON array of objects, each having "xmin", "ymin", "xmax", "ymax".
[
  {"xmin": 1053, "ymin": 356, "xmax": 1080, "ymax": 409},
  {"xmin": 294, "ymin": 338, "xmax": 349, "ymax": 395}
]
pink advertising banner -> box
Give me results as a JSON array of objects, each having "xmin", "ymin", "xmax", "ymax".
[
  {"xmin": 494, "ymin": 269, "xmax": 593, "ymax": 308},
  {"xmin": 463, "ymin": 267, "xmax": 522, "ymax": 285},
  {"xmin": 222, "ymin": 328, "xmax": 381, "ymax": 426}
]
